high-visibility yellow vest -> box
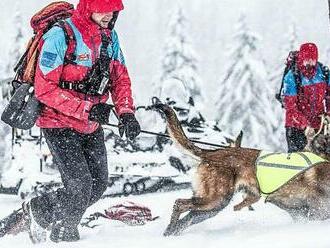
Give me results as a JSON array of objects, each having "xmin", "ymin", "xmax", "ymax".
[{"xmin": 256, "ymin": 151, "xmax": 326, "ymax": 195}]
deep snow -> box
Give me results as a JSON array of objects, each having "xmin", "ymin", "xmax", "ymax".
[{"xmin": 1, "ymin": 189, "xmax": 330, "ymax": 248}]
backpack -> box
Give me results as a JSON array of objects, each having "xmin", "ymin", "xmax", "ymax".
[
  {"xmin": 1, "ymin": 1, "xmax": 76, "ymax": 130},
  {"xmin": 276, "ymin": 50, "xmax": 330, "ymax": 108},
  {"xmin": 81, "ymin": 201, "xmax": 159, "ymax": 228},
  {"xmin": 16, "ymin": 1, "xmax": 76, "ymax": 84}
]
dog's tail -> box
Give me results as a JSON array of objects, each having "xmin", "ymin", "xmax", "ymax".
[{"xmin": 155, "ymin": 104, "xmax": 204, "ymax": 158}]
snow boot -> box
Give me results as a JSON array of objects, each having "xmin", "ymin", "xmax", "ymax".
[
  {"xmin": 50, "ymin": 222, "xmax": 80, "ymax": 243},
  {"xmin": 22, "ymin": 201, "xmax": 47, "ymax": 243}
]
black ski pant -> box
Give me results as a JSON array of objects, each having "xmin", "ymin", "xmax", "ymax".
[
  {"xmin": 286, "ymin": 127, "xmax": 307, "ymax": 153},
  {"xmin": 30, "ymin": 127, "xmax": 108, "ymax": 229}
]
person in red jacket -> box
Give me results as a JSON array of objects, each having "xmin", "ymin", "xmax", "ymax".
[
  {"xmin": 283, "ymin": 43, "xmax": 330, "ymax": 152},
  {"xmin": 22, "ymin": 0, "xmax": 140, "ymax": 243}
]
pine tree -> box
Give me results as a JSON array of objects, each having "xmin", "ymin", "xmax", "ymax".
[
  {"xmin": 269, "ymin": 22, "xmax": 299, "ymax": 151},
  {"xmin": 5, "ymin": 7, "xmax": 24, "ymax": 77},
  {"xmin": 214, "ymin": 14, "xmax": 279, "ymax": 150},
  {"xmin": 154, "ymin": 6, "xmax": 204, "ymax": 125},
  {"xmin": 322, "ymin": 46, "xmax": 330, "ymax": 66},
  {"xmin": 0, "ymin": 99, "xmax": 12, "ymax": 179}
]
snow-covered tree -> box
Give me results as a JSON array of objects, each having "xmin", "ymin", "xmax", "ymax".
[
  {"xmin": 268, "ymin": 22, "xmax": 299, "ymax": 151},
  {"xmin": 154, "ymin": 6, "xmax": 204, "ymax": 125},
  {"xmin": 269, "ymin": 22, "xmax": 298, "ymax": 84},
  {"xmin": 0, "ymin": 100, "xmax": 12, "ymax": 180},
  {"xmin": 5, "ymin": 7, "xmax": 24, "ymax": 77},
  {"xmin": 322, "ymin": 46, "xmax": 330, "ymax": 66},
  {"xmin": 214, "ymin": 14, "xmax": 279, "ymax": 150}
]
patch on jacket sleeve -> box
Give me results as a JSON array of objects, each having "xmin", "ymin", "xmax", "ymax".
[
  {"xmin": 77, "ymin": 53, "xmax": 90, "ymax": 61},
  {"xmin": 40, "ymin": 51, "xmax": 58, "ymax": 68}
]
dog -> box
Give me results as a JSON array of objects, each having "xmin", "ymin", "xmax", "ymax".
[{"xmin": 156, "ymin": 104, "xmax": 330, "ymax": 236}]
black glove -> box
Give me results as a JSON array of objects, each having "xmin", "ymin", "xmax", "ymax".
[
  {"xmin": 89, "ymin": 103, "xmax": 113, "ymax": 124},
  {"xmin": 119, "ymin": 113, "xmax": 141, "ymax": 140}
]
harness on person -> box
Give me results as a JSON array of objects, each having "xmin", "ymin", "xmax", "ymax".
[
  {"xmin": 256, "ymin": 151, "xmax": 326, "ymax": 195},
  {"xmin": 59, "ymin": 32, "xmax": 113, "ymax": 95},
  {"xmin": 275, "ymin": 50, "xmax": 330, "ymax": 108},
  {"xmin": 1, "ymin": 1, "xmax": 117, "ymax": 130}
]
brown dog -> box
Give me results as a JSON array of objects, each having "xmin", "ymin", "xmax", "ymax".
[{"xmin": 156, "ymin": 104, "xmax": 330, "ymax": 236}]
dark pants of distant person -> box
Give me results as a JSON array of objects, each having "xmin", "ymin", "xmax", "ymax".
[{"xmin": 286, "ymin": 127, "xmax": 307, "ymax": 153}]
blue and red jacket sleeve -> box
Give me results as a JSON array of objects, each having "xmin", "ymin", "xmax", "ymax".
[
  {"xmin": 109, "ymin": 30, "xmax": 134, "ymax": 116},
  {"xmin": 283, "ymin": 70, "xmax": 307, "ymax": 129},
  {"xmin": 34, "ymin": 27, "xmax": 93, "ymax": 121}
]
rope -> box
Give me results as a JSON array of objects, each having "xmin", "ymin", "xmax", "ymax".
[
  {"xmin": 313, "ymin": 114, "xmax": 330, "ymax": 138},
  {"xmin": 104, "ymin": 123, "xmax": 229, "ymax": 148}
]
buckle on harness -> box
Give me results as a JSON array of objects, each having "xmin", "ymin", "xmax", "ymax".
[{"xmin": 97, "ymin": 76, "xmax": 109, "ymax": 95}]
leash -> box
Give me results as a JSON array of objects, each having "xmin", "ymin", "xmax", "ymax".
[
  {"xmin": 104, "ymin": 123, "xmax": 229, "ymax": 148},
  {"xmin": 107, "ymin": 97, "xmax": 229, "ymax": 149}
]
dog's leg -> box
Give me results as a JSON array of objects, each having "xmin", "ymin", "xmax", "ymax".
[
  {"xmin": 165, "ymin": 209, "xmax": 221, "ymax": 236},
  {"xmin": 164, "ymin": 185, "xmax": 234, "ymax": 236},
  {"xmin": 164, "ymin": 198, "xmax": 194, "ymax": 236},
  {"xmin": 266, "ymin": 181, "xmax": 311, "ymax": 220},
  {"xmin": 164, "ymin": 195, "xmax": 234, "ymax": 237},
  {"xmin": 164, "ymin": 163, "xmax": 236, "ymax": 236},
  {"xmin": 233, "ymin": 175, "xmax": 260, "ymax": 211},
  {"xmin": 266, "ymin": 194, "xmax": 309, "ymax": 221},
  {"xmin": 233, "ymin": 193, "xmax": 260, "ymax": 211},
  {"xmin": 306, "ymin": 196, "xmax": 330, "ymax": 220},
  {"xmin": 164, "ymin": 189, "xmax": 234, "ymax": 236}
]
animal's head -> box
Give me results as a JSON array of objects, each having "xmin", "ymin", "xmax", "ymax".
[
  {"xmin": 305, "ymin": 116, "xmax": 330, "ymax": 160},
  {"xmin": 310, "ymin": 133, "xmax": 330, "ymax": 160}
]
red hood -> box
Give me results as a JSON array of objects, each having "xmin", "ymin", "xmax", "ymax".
[
  {"xmin": 72, "ymin": 0, "xmax": 124, "ymax": 34},
  {"xmin": 297, "ymin": 43, "xmax": 318, "ymax": 79},
  {"xmin": 76, "ymin": 0, "xmax": 124, "ymax": 18}
]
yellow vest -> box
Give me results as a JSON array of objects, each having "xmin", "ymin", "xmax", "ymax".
[{"xmin": 256, "ymin": 151, "xmax": 326, "ymax": 195}]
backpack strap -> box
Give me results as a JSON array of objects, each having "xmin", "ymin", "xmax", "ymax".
[
  {"xmin": 59, "ymin": 32, "xmax": 112, "ymax": 96},
  {"xmin": 54, "ymin": 20, "xmax": 76, "ymax": 65},
  {"xmin": 318, "ymin": 62, "xmax": 329, "ymax": 83}
]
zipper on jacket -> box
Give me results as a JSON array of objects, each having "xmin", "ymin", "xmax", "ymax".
[{"xmin": 89, "ymin": 35, "xmax": 100, "ymax": 131}]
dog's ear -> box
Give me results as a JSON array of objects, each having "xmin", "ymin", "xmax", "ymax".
[
  {"xmin": 228, "ymin": 130, "xmax": 243, "ymax": 148},
  {"xmin": 235, "ymin": 131, "xmax": 243, "ymax": 148}
]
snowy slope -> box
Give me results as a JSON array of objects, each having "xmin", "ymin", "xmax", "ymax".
[{"xmin": 0, "ymin": 190, "xmax": 330, "ymax": 248}]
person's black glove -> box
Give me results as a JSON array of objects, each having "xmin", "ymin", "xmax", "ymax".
[
  {"xmin": 119, "ymin": 113, "xmax": 141, "ymax": 140},
  {"xmin": 89, "ymin": 103, "xmax": 113, "ymax": 124}
]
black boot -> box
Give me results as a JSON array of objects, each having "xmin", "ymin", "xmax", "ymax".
[{"xmin": 50, "ymin": 222, "xmax": 80, "ymax": 243}]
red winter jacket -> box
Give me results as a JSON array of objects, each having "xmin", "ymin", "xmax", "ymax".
[
  {"xmin": 283, "ymin": 64, "xmax": 330, "ymax": 130},
  {"xmin": 34, "ymin": 1, "xmax": 134, "ymax": 134}
]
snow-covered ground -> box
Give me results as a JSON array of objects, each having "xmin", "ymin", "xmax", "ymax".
[{"xmin": 1, "ymin": 189, "xmax": 330, "ymax": 248}]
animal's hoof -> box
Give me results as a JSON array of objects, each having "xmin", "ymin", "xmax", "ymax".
[
  {"xmin": 163, "ymin": 228, "xmax": 173, "ymax": 236},
  {"xmin": 163, "ymin": 225, "xmax": 177, "ymax": 237},
  {"xmin": 233, "ymin": 205, "xmax": 241, "ymax": 211}
]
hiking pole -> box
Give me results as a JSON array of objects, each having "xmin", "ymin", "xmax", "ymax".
[{"xmin": 104, "ymin": 123, "xmax": 229, "ymax": 148}]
